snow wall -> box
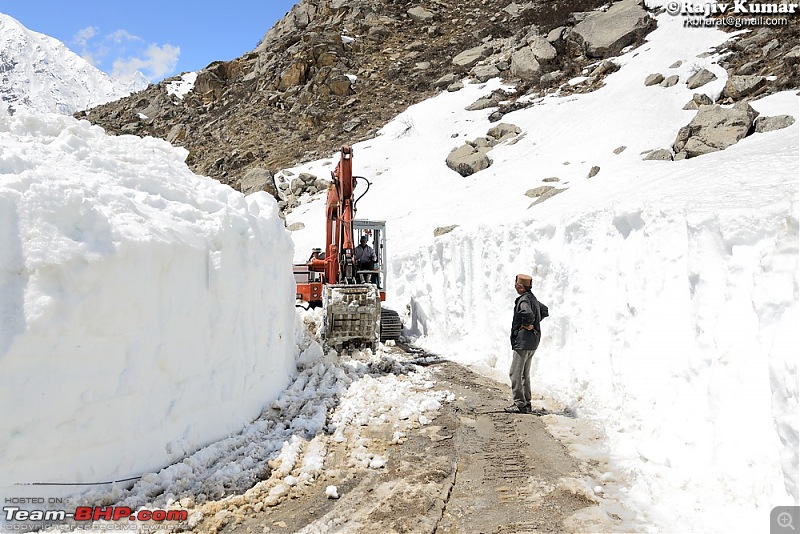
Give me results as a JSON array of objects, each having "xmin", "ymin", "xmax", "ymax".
[
  {"xmin": 392, "ymin": 128, "xmax": 799, "ymax": 532},
  {"xmin": 0, "ymin": 114, "xmax": 296, "ymax": 500}
]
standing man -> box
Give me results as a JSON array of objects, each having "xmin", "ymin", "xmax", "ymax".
[{"xmin": 506, "ymin": 274, "xmax": 543, "ymax": 414}]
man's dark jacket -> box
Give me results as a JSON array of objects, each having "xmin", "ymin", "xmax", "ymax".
[{"xmin": 510, "ymin": 290, "xmax": 542, "ymax": 351}]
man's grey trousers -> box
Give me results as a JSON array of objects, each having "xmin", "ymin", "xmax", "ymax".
[{"xmin": 510, "ymin": 349, "xmax": 536, "ymax": 408}]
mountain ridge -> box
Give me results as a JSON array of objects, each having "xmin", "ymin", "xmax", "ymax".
[{"xmin": 0, "ymin": 12, "xmax": 147, "ymax": 116}]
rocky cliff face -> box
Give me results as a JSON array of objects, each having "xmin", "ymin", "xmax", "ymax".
[{"xmin": 76, "ymin": 0, "xmax": 798, "ymax": 200}]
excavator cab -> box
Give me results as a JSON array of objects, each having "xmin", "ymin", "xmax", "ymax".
[
  {"xmin": 293, "ymin": 147, "xmax": 401, "ymax": 350},
  {"xmin": 353, "ymin": 220, "xmax": 386, "ymax": 290}
]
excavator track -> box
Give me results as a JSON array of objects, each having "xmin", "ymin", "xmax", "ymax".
[{"xmin": 380, "ymin": 307, "xmax": 402, "ymax": 342}]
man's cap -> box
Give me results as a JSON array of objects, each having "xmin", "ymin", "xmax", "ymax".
[
  {"xmin": 515, "ymin": 274, "xmax": 532, "ymax": 288},
  {"xmin": 360, "ymin": 235, "xmax": 368, "ymax": 241}
]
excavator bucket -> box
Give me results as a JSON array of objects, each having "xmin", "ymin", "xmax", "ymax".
[{"xmin": 323, "ymin": 284, "xmax": 380, "ymax": 350}]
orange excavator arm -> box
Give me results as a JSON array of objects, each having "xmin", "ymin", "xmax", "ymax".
[{"xmin": 296, "ymin": 146, "xmax": 388, "ymax": 350}]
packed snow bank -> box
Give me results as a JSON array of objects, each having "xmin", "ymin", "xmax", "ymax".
[
  {"xmin": 392, "ymin": 106, "xmax": 799, "ymax": 532},
  {"xmin": 0, "ymin": 114, "xmax": 296, "ymax": 504}
]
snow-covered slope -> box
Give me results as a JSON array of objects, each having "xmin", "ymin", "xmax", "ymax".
[
  {"xmin": 285, "ymin": 12, "xmax": 799, "ymax": 533},
  {"xmin": 0, "ymin": 113, "xmax": 296, "ymax": 506},
  {"xmin": 0, "ymin": 13, "xmax": 147, "ymax": 116}
]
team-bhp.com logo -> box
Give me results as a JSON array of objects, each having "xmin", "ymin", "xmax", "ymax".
[
  {"xmin": 665, "ymin": 0, "xmax": 796, "ymax": 27},
  {"xmin": 3, "ymin": 505, "xmax": 188, "ymax": 527}
]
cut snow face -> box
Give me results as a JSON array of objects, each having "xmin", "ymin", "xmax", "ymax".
[
  {"xmin": 282, "ymin": 10, "xmax": 799, "ymax": 533},
  {"xmin": 0, "ymin": 112, "xmax": 296, "ymax": 512}
]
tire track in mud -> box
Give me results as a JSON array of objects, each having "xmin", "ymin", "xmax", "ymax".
[
  {"xmin": 193, "ymin": 346, "xmax": 607, "ymax": 533},
  {"xmin": 431, "ymin": 360, "xmax": 596, "ymax": 534}
]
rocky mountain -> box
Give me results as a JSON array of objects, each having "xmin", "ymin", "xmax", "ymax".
[
  {"xmin": 0, "ymin": 13, "xmax": 147, "ymax": 116},
  {"xmin": 77, "ymin": 0, "xmax": 798, "ymax": 205}
]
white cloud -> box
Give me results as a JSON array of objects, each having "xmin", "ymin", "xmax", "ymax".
[
  {"xmin": 73, "ymin": 26, "xmax": 98, "ymax": 48},
  {"xmin": 112, "ymin": 43, "xmax": 180, "ymax": 82},
  {"xmin": 72, "ymin": 26, "xmax": 101, "ymax": 66},
  {"xmin": 108, "ymin": 29, "xmax": 143, "ymax": 44},
  {"xmin": 69, "ymin": 26, "xmax": 179, "ymax": 82}
]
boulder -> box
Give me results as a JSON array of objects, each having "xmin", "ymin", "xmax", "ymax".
[
  {"xmin": 510, "ymin": 47, "xmax": 541, "ymax": 81},
  {"xmin": 590, "ymin": 60, "xmax": 618, "ymax": 77},
  {"xmin": 754, "ymin": 115, "xmax": 796, "ymax": 133},
  {"xmin": 471, "ymin": 64, "xmax": 501, "ymax": 82},
  {"xmin": 529, "ymin": 187, "xmax": 566, "ymax": 206},
  {"xmin": 407, "ymin": 6, "xmax": 435, "ymax": 23},
  {"xmin": 682, "ymin": 93, "xmax": 713, "ymax": 110},
  {"xmin": 672, "ymin": 102, "xmax": 759, "ymax": 158},
  {"xmin": 446, "ymin": 144, "xmax": 492, "ymax": 176},
  {"xmin": 487, "ymin": 123, "xmax": 521, "ymax": 140},
  {"xmin": 278, "ymin": 61, "xmax": 309, "ymax": 91},
  {"xmin": 327, "ymin": 75, "xmax": 352, "ymax": 96},
  {"xmin": 465, "ymin": 94, "xmax": 502, "ymax": 111},
  {"xmin": 660, "ymin": 75, "xmax": 679, "ymax": 87},
  {"xmin": 643, "ymin": 149, "xmax": 673, "ymax": 161},
  {"xmin": 525, "ymin": 186, "xmax": 556, "ymax": 198},
  {"xmin": 472, "ymin": 137, "xmax": 495, "ymax": 149},
  {"xmin": 433, "ymin": 73, "xmax": 459, "ymax": 87},
  {"xmin": 786, "ymin": 46, "xmax": 800, "ymax": 66},
  {"xmin": 569, "ymin": 0, "xmax": 655, "ymax": 58},
  {"xmin": 194, "ymin": 70, "xmax": 226, "ymax": 103},
  {"xmin": 434, "ymin": 225, "xmax": 459, "ymax": 237},
  {"xmin": 241, "ymin": 168, "xmax": 278, "ymax": 197},
  {"xmin": 685, "ymin": 68, "xmax": 717, "ymax": 89},
  {"xmin": 526, "ymin": 35, "xmax": 558, "ymax": 63},
  {"xmin": 166, "ymin": 124, "xmax": 188, "ymax": 144},
  {"xmin": 540, "ymin": 70, "xmax": 564, "ymax": 86},
  {"xmin": 645, "ymin": 73, "xmax": 664, "ymax": 86},
  {"xmin": 367, "ymin": 25, "xmax": 390, "ymax": 41},
  {"xmin": 452, "ymin": 45, "xmax": 492, "ymax": 70},
  {"xmin": 547, "ymin": 27, "xmax": 566, "ymax": 43},
  {"xmin": 732, "ymin": 27, "xmax": 775, "ymax": 52},
  {"xmin": 722, "ymin": 75, "xmax": 766, "ymax": 100}
]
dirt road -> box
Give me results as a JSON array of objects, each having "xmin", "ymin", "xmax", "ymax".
[{"xmin": 173, "ymin": 343, "xmax": 623, "ymax": 534}]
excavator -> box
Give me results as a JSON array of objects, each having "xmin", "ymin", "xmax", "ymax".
[{"xmin": 293, "ymin": 146, "xmax": 402, "ymax": 349}]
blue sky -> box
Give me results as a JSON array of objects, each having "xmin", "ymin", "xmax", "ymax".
[{"xmin": 1, "ymin": 1, "xmax": 298, "ymax": 82}]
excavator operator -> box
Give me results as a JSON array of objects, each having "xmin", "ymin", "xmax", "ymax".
[{"xmin": 355, "ymin": 235, "xmax": 378, "ymax": 286}]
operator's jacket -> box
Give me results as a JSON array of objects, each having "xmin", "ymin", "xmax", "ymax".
[
  {"xmin": 510, "ymin": 290, "xmax": 542, "ymax": 351},
  {"xmin": 355, "ymin": 244, "xmax": 376, "ymax": 265}
]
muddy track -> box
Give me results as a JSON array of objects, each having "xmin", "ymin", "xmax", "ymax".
[
  {"xmin": 432, "ymin": 361, "xmax": 595, "ymax": 534},
  {"xmin": 196, "ymin": 346, "xmax": 600, "ymax": 533}
]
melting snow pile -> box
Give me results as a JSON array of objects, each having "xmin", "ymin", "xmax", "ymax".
[{"xmin": 0, "ymin": 113, "xmax": 296, "ymax": 506}]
